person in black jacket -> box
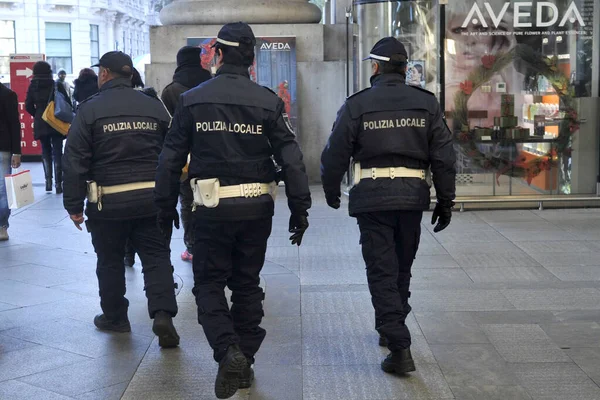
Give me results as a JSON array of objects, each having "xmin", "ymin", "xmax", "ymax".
[
  {"xmin": 63, "ymin": 51, "xmax": 179, "ymax": 348},
  {"xmin": 73, "ymin": 68, "xmax": 98, "ymax": 106},
  {"xmin": 155, "ymin": 22, "xmax": 311, "ymax": 399},
  {"xmin": 321, "ymin": 37, "xmax": 456, "ymax": 375},
  {"xmin": 0, "ymin": 83, "xmax": 21, "ymax": 241},
  {"xmin": 25, "ymin": 61, "xmax": 71, "ymax": 193},
  {"xmin": 161, "ymin": 46, "xmax": 212, "ymax": 263}
]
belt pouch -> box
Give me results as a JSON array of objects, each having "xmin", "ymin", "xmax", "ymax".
[
  {"xmin": 197, "ymin": 178, "xmax": 220, "ymax": 208},
  {"xmin": 86, "ymin": 181, "xmax": 98, "ymax": 203}
]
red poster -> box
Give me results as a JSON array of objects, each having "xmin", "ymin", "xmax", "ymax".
[{"xmin": 10, "ymin": 54, "xmax": 45, "ymax": 156}]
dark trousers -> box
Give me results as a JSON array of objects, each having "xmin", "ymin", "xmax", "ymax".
[
  {"xmin": 192, "ymin": 217, "xmax": 272, "ymax": 362},
  {"xmin": 356, "ymin": 210, "xmax": 423, "ymax": 351},
  {"xmin": 40, "ymin": 135, "xmax": 63, "ymax": 187},
  {"xmin": 88, "ymin": 216, "xmax": 178, "ymax": 322},
  {"xmin": 180, "ymin": 179, "xmax": 194, "ymax": 253}
]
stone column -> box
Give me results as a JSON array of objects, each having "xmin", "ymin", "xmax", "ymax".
[{"xmin": 159, "ymin": 0, "xmax": 321, "ymax": 25}]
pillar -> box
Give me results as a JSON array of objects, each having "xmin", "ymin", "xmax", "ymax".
[{"xmin": 159, "ymin": 0, "xmax": 322, "ymax": 25}]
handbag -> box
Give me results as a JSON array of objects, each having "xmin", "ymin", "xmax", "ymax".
[
  {"xmin": 42, "ymin": 83, "xmax": 73, "ymax": 136},
  {"xmin": 4, "ymin": 170, "xmax": 35, "ymax": 209}
]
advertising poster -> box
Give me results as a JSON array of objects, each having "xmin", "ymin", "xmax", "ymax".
[
  {"xmin": 187, "ymin": 37, "xmax": 298, "ymax": 135},
  {"xmin": 406, "ymin": 61, "xmax": 426, "ymax": 89},
  {"xmin": 9, "ymin": 54, "xmax": 45, "ymax": 156}
]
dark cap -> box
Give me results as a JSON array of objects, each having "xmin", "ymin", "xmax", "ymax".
[
  {"xmin": 213, "ymin": 22, "xmax": 256, "ymax": 48},
  {"xmin": 176, "ymin": 46, "xmax": 201, "ymax": 67},
  {"xmin": 363, "ymin": 37, "xmax": 408, "ymax": 64},
  {"xmin": 92, "ymin": 51, "xmax": 133, "ymax": 76}
]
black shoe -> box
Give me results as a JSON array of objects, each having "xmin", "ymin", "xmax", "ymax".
[
  {"xmin": 93, "ymin": 314, "xmax": 131, "ymax": 333},
  {"xmin": 55, "ymin": 184, "xmax": 63, "ymax": 195},
  {"xmin": 124, "ymin": 255, "xmax": 135, "ymax": 268},
  {"xmin": 45, "ymin": 179, "xmax": 52, "ymax": 193},
  {"xmin": 381, "ymin": 348, "xmax": 416, "ymax": 374},
  {"xmin": 239, "ymin": 363, "xmax": 255, "ymax": 389},
  {"xmin": 215, "ymin": 344, "xmax": 247, "ymax": 399},
  {"xmin": 379, "ymin": 335, "xmax": 388, "ymax": 347},
  {"xmin": 152, "ymin": 311, "xmax": 180, "ymax": 348}
]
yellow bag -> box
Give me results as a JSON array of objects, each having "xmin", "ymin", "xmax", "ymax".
[{"xmin": 42, "ymin": 101, "xmax": 70, "ymax": 136}]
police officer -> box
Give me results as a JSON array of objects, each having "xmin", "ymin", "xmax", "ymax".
[
  {"xmin": 321, "ymin": 37, "xmax": 456, "ymax": 374},
  {"xmin": 63, "ymin": 51, "xmax": 180, "ymax": 348},
  {"xmin": 155, "ymin": 22, "xmax": 311, "ymax": 399}
]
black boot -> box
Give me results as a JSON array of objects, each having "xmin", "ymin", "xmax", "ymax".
[
  {"xmin": 381, "ymin": 348, "xmax": 416, "ymax": 374},
  {"xmin": 152, "ymin": 311, "xmax": 180, "ymax": 348},
  {"xmin": 93, "ymin": 314, "xmax": 131, "ymax": 333},
  {"xmin": 239, "ymin": 358, "xmax": 255, "ymax": 389},
  {"xmin": 54, "ymin": 159, "xmax": 63, "ymax": 194},
  {"xmin": 215, "ymin": 344, "xmax": 247, "ymax": 399},
  {"xmin": 42, "ymin": 159, "xmax": 53, "ymax": 193}
]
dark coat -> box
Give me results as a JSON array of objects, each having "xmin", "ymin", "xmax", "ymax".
[
  {"xmin": 73, "ymin": 75, "xmax": 98, "ymax": 104},
  {"xmin": 155, "ymin": 64, "xmax": 311, "ymax": 221},
  {"xmin": 0, "ymin": 83, "xmax": 21, "ymax": 154},
  {"xmin": 321, "ymin": 73, "xmax": 456, "ymax": 216},
  {"xmin": 160, "ymin": 65, "xmax": 212, "ymax": 115},
  {"xmin": 63, "ymin": 78, "xmax": 171, "ymax": 220},
  {"xmin": 25, "ymin": 75, "xmax": 72, "ymax": 140}
]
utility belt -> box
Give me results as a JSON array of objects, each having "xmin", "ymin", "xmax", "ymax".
[
  {"xmin": 190, "ymin": 178, "xmax": 277, "ymax": 211},
  {"xmin": 87, "ymin": 180, "xmax": 155, "ymax": 211},
  {"xmin": 353, "ymin": 162, "xmax": 426, "ymax": 185}
]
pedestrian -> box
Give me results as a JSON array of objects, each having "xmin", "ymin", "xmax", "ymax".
[
  {"xmin": 161, "ymin": 45, "xmax": 212, "ymax": 263},
  {"xmin": 62, "ymin": 51, "xmax": 180, "ymax": 348},
  {"xmin": 155, "ymin": 22, "xmax": 311, "ymax": 399},
  {"xmin": 73, "ymin": 68, "xmax": 98, "ymax": 105},
  {"xmin": 321, "ymin": 37, "xmax": 456, "ymax": 375},
  {"xmin": 25, "ymin": 61, "xmax": 71, "ymax": 194},
  {"xmin": 0, "ymin": 83, "xmax": 22, "ymax": 241},
  {"xmin": 56, "ymin": 68, "xmax": 73, "ymax": 101}
]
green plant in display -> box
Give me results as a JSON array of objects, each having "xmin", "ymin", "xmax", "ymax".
[{"xmin": 452, "ymin": 44, "xmax": 579, "ymax": 185}]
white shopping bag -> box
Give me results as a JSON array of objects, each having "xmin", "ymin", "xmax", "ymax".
[{"xmin": 4, "ymin": 170, "xmax": 34, "ymax": 209}]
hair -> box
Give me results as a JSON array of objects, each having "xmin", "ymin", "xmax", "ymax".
[
  {"xmin": 78, "ymin": 68, "xmax": 97, "ymax": 80},
  {"xmin": 413, "ymin": 64, "xmax": 423, "ymax": 75},
  {"xmin": 375, "ymin": 58, "xmax": 407, "ymax": 77},
  {"xmin": 131, "ymin": 67, "xmax": 144, "ymax": 88},
  {"xmin": 215, "ymin": 42, "xmax": 255, "ymax": 68}
]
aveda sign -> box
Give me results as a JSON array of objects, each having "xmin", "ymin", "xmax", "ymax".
[{"xmin": 461, "ymin": 1, "xmax": 585, "ymax": 28}]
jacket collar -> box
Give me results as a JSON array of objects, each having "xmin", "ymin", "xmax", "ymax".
[
  {"xmin": 370, "ymin": 73, "xmax": 406, "ymax": 87},
  {"xmin": 100, "ymin": 77, "xmax": 133, "ymax": 91},
  {"xmin": 216, "ymin": 64, "xmax": 250, "ymax": 79}
]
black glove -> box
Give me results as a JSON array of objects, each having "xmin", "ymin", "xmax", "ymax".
[
  {"xmin": 325, "ymin": 192, "xmax": 341, "ymax": 210},
  {"xmin": 289, "ymin": 214, "xmax": 309, "ymax": 246},
  {"xmin": 431, "ymin": 203, "xmax": 452, "ymax": 233},
  {"xmin": 157, "ymin": 209, "xmax": 180, "ymax": 239}
]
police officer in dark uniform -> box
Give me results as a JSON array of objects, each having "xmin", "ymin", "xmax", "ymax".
[
  {"xmin": 63, "ymin": 51, "xmax": 180, "ymax": 348},
  {"xmin": 155, "ymin": 22, "xmax": 311, "ymax": 399},
  {"xmin": 321, "ymin": 37, "xmax": 456, "ymax": 374}
]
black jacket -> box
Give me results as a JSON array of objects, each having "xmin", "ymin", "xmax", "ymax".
[
  {"xmin": 73, "ymin": 75, "xmax": 98, "ymax": 104},
  {"xmin": 25, "ymin": 76, "xmax": 71, "ymax": 140},
  {"xmin": 321, "ymin": 74, "xmax": 456, "ymax": 216},
  {"xmin": 161, "ymin": 65, "xmax": 212, "ymax": 115},
  {"xmin": 63, "ymin": 77, "xmax": 171, "ymax": 220},
  {"xmin": 0, "ymin": 83, "xmax": 20, "ymax": 155},
  {"xmin": 155, "ymin": 64, "xmax": 311, "ymax": 221}
]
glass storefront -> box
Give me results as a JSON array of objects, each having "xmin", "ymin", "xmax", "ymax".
[{"xmin": 353, "ymin": 0, "xmax": 599, "ymax": 198}]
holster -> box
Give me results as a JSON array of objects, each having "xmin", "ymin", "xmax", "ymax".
[
  {"xmin": 191, "ymin": 178, "xmax": 220, "ymax": 209},
  {"xmin": 87, "ymin": 181, "xmax": 99, "ymax": 203}
]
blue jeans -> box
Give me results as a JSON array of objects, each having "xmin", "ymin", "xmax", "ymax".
[{"xmin": 0, "ymin": 152, "xmax": 11, "ymax": 228}]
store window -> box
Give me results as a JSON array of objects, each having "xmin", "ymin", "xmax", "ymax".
[
  {"xmin": 445, "ymin": 0, "xmax": 598, "ymax": 196},
  {"xmin": 46, "ymin": 22, "xmax": 72, "ymax": 74},
  {"xmin": 0, "ymin": 20, "xmax": 16, "ymax": 80},
  {"xmin": 90, "ymin": 25, "xmax": 99, "ymax": 66}
]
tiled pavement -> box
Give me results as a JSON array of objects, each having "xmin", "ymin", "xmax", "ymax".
[{"xmin": 2, "ymin": 164, "xmax": 600, "ymax": 399}]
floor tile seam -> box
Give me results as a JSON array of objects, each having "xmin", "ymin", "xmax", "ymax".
[
  {"xmin": 9, "ymin": 379, "xmax": 79, "ymax": 399},
  {"xmin": 113, "ymin": 338, "xmax": 155, "ymax": 396},
  {"xmin": 0, "ymin": 332, "xmax": 98, "ymax": 360},
  {"xmin": 0, "ymin": 352, "xmax": 95, "ymax": 383},
  {"xmin": 11, "ymin": 196, "xmax": 54, "ymax": 217}
]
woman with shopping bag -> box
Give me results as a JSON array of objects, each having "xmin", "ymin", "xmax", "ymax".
[{"xmin": 25, "ymin": 61, "xmax": 72, "ymax": 194}]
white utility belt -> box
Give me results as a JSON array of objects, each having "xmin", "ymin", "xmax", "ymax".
[
  {"xmin": 353, "ymin": 162, "xmax": 426, "ymax": 185},
  {"xmin": 190, "ymin": 178, "xmax": 277, "ymax": 211},
  {"xmin": 87, "ymin": 181, "xmax": 154, "ymax": 211}
]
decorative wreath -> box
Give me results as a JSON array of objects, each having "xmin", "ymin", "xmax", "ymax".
[{"xmin": 452, "ymin": 44, "xmax": 579, "ymax": 185}]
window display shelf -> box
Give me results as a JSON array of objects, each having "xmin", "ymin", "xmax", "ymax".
[{"xmin": 522, "ymin": 119, "xmax": 563, "ymax": 126}]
